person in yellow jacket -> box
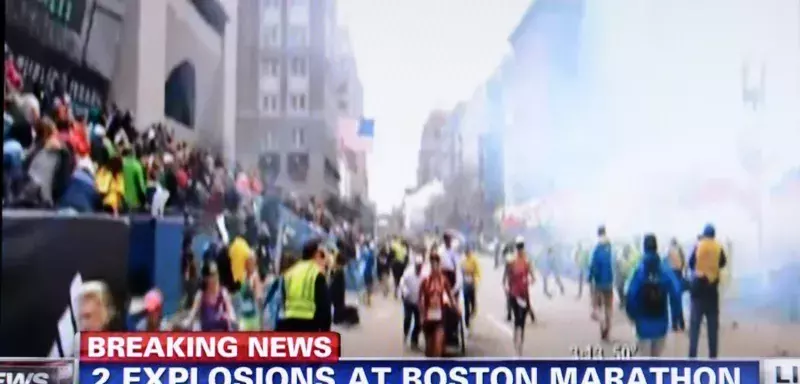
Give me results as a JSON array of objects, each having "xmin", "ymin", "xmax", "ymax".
[
  {"xmin": 95, "ymin": 156, "xmax": 125, "ymax": 214},
  {"xmin": 228, "ymin": 236, "xmax": 253, "ymax": 285},
  {"xmin": 687, "ymin": 224, "xmax": 727, "ymax": 358},
  {"xmin": 461, "ymin": 247, "xmax": 482, "ymax": 328},
  {"xmin": 390, "ymin": 238, "xmax": 408, "ymax": 298},
  {"xmin": 276, "ymin": 238, "xmax": 333, "ymax": 332}
]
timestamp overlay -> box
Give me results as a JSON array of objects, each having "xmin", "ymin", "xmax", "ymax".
[{"xmin": 571, "ymin": 343, "xmax": 639, "ymax": 359}]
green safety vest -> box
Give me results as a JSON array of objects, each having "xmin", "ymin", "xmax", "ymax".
[{"xmin": 282, "ymin": 261, "xmax": 320, "ymax": 320}]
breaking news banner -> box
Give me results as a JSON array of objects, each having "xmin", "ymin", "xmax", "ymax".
[
  {"xmin": 76, "ymin": 333, "xmax": 796, "ymax": 384},
  {"xmin": 0, "ymin": 358, "xmax": 75, "ymax": 384}
]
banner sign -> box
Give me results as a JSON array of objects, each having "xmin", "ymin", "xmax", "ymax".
[
  {"xmin": 0, "ymin": 212, "xmax": 129, "ymax": 357},
  {"xmin": 5, "ymin": 20, "xmax": 109, "ymax": 109},
  {"xmin": 78, "ymin": 357, "xmax": 767, "ymax": 384}
]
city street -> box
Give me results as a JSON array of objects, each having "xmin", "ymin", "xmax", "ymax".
[{"xmin": 337, "ymin": 256, "xmax": 800, "ymax": 358}]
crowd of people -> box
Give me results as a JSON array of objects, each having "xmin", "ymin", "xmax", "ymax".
[
  {"xmin": 489, "ymin": 224, "xmax": 732, "ymax": 358},
  {"xmin": 5, "ymin": 44, "xmax": 377, "ymax": 355}
]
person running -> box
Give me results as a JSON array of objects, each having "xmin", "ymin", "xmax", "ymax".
[
  {"xmin": 504, "ymin": 241, "xmax": 517, "ymax": 321},
  {"xmin": 503, "ymin": 236, "xmax": 536, "ymax": 356},
  {"xmin": 666, "ymin": 237, "xmax": 687, "ymax": 331},
  {"xmin": 589, "ymin": 225, "xmax": 615, "ymax": 341},
  {"xmin": 390, "ymin": 237, "xmax": 409, "ymax": 298},
  {"xmin": 574, "ymin": 242, "xmax": 591, "ymax": 300},
  {"xmin": 361, "ymin": 239, "xmax": 376, "ymax": 306},
  {"xmin": 615, "ymin": 244, "xmax": 633, "ymax": 309},
  {"xmin": 276, "ymin": 238, "xmax": 333, "ymax": 332},
  {"xmin": 238, "ymin": 254, "xmax": 263, "ymax": 331},
  {"xmin": 625, "ymin": 234, "xmax": 683, "ymax": 357},
  {"xmin": 542, "ymin": 244, "xmax": 565, "ymax": 298},
  {"xmin": 440, "ymin": 232, "xmax": 462, "ymax": 289},
  {"xmin": 185, "ymin": 262, "xmax": 237, "ymax": 331},
  {"xmin": 400, "ymin": 255, "xmax": 425, "ymax": 349},
  {"xmin": 377, "ymin": 241, "xmax": 393, "ymax": 297},
  {"xmin": 687, "ymin": 224, "xmax": 727, "ymax": 358},
  {"xmin": 419, "ymin": 251, "xmax": 459, "ymax": 358},
  {"xmin": 461, "ymin": 246, "xmax": 482, "ymax": 328}
]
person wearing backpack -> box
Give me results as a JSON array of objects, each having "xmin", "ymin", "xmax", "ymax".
[{"xmin": 625, "ymin": 233, "xmax": 683, "ymax": 357}]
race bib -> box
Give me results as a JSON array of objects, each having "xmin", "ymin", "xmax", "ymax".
[
  {"xmin": 427, "ymin": 308, "xmax": 442, "ymax": 321},
  {"xmin": 515, "ymin": 297, "xmax": 528, "ymax": 308}
]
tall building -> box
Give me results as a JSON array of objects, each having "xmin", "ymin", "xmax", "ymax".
[
  {"xmin": 504, "ymin": 0, "xmax": 585, "ymax": 204},
  {"xmin": 236, "ymin": 0, "xmax": 342, "ymax": 197},
  {"xmin": 416, "ymin": 109, "xmax": 457, "ymax": 187},
  {"xmin": 333, "ymin": 28, "xmax": 369, "ymax": 201},
  {"xmin": 480, "ymin": 55, "xmax": 513, "ymax": 213}
]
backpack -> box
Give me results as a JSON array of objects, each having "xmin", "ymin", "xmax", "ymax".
[{"xmin": 639, "ymin": 271, "xmax": 667, "ymax": 318}]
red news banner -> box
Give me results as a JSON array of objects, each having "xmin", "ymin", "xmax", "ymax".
[{"xmin": 79, "ymin": 332, "xmax": 341, "ymax": 363}]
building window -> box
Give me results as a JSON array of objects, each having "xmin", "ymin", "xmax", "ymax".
[
  {"xmin": 289, "ymin": 93, "xmax": 307, "ymax": 112},
  {"xmin": 261, "ymin": 94, "xmax": 279, "ymax": 113},
  {"xmin": 287, "ymin": 26, "xmax": 308, "ymax": 47},
  {"xmin": 290, "ymin": 57, "xmax": 307, "ymax": 77},
  {"xmin": 262, "ymin": 58, "xmax": 280, "ymax": 77},
  {"xmin": 292, "ymin": 127, "xmax": 305, "ymax": 148},
  {"xmin": 263, "ymin": 25, "xmax": 281, "ymax": 46},
  {"xmin": 262, "ymin": 130, "xmax": 276, "ymax": 150}
]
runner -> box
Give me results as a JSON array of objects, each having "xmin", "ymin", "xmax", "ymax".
[
  {"xmin": 574, "ymin": 242, "xmax": 591, "ymax": 300},
  {"xmin": 399, "ymin": 254, "xmax": 425, "ymax": 349},
  {"xmin": 377, "ymin": 241, "xmax": 393, "ymax": 297},
  {"xmin": 589, "ymin": 226, "xmax": 615, "ymax": 341},
  {"xmin": 419, "ymin": 251, "xmax": 460, "ymax": 358},
  {"xmin": 503, "ymin": 236, "xmax": 535, "ymax": 356},
  {"xmin": 665, "ymin": 238, "xmax": 687, "ymax": 331},
  {"xmin": 541, "ymin": 244, "xmax": 565, "ymax": 298},
  {"xmin": 461, "ymin": 246, "xmax": 482, "ymax": 328},
  {"xmin": 184, "ymin": 262, "xmax": 237, "ymax": 331},
  {"xmin": 238, "ymin": 254, "xmax": 263, "ymax": 331}
]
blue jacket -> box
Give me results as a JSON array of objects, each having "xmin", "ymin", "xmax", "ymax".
[
  {"xmin": 625, "ymin": 251, "xmax": 683, "ymax": 340},
  {"xmin": 57, "ymin": 168, "xmax": 98, "ymax": 213},
  {"xmin": 589, "ymin": 239, "xmax": 614, "ymax": 289}
]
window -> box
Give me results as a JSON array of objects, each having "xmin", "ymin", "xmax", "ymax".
[
  {"xmin": 263, "ymin": 25, "xmax": 281, "ymax": 46},
  {"xmin": 262, "ymin": 58, "xmax": 280, "ymax": 77},
  {"xmin": 287, "ymin": 26, "xmax": 308, "ymax": 47},
  {"xmin": 289, "ymin": 93, "xmax": 307, "ymax": 112},
  {"xmin": 261, "ymin": 94, "xmax": 279, "ymax": 113},
  {"xmin": 262, "ymin": 130, "xmax": 275, "ymax": 150},
  {"xmin": 290, "ymin": 57, "xmax": 307, "ymax": 77},
  {"xmin": 292, "ymin": 127, "xmax": 305, "ymax": 148}
]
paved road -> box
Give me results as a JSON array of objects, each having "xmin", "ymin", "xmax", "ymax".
[{"xmin": 337, "ymin": 257, "xmax": 799, "ymax": 358}]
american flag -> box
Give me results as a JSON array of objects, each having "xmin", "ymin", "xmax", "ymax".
[{"xmin": 338, "ymin": 117, "xmax": 374, "ymax": 153}]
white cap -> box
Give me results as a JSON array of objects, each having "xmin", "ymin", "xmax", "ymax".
[{"xmin": 515, "ymin": 235, "xmax": 525, "ymax": 245}]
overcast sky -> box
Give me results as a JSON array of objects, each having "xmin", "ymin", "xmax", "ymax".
[{"xmin": 338, "ymin": 0, "xmax": 531, "ymax": 213}]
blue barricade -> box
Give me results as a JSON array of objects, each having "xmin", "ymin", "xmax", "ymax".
[{"xmin": 127, "ymin": 216, "xmax": 185, "ymax": 316}]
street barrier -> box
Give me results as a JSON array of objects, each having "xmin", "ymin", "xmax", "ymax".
[
  {"xmin": 0, "ymin": 211, "xmax": 130, "ymax": 357},
  {"xmin": 128, "ymin": 216, "xmax": 185, "ymax": 315}
]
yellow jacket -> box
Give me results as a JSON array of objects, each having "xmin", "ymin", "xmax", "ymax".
[
  {"xmin": 95, "ymin": 168, "xmax": 125, "ymax": 212},
  {"xmin": 461, "ymin": 253, "xmax": 482, "ymax": 285},
  {"xmin": 228, "ymin": 237, "xmax": 252, "ymax": 283}
]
